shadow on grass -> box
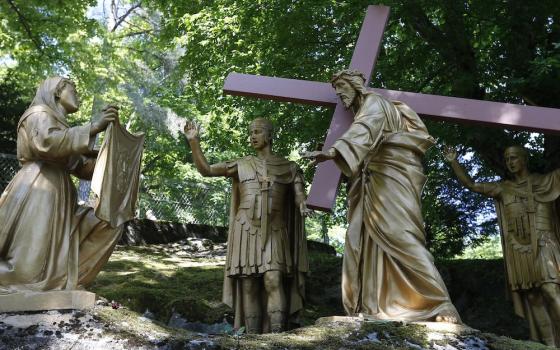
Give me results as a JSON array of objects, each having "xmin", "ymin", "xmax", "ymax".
[
  {"xmin": 90, "ymin": 257, "xmax": 227, "ymax": 324},
  {"xmin": 92, "ymin": 247, "xmax": 528, "ymax": 344},
  {"xmin": 91, "ymin": 249, "xmax": 346, "ymax": 328}
]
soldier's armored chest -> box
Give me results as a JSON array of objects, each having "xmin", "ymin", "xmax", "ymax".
[
  {"xmin": 238, "ymin": 179, "xmax": 288, "ymax": 211},
  {"xmin": 502, "ymin": 190, "xmax": 554, "ymax": 246},
  {"xmin": 237, "ymin": 172, "xmax": 288, "ymax": 227},
  {"xmin": 503, "ymin": 192, "xmax": 529, "ymax": 219}
]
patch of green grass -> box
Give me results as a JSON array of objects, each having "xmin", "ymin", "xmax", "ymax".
[
  {"xmin": 301, "ymin": 252, "xmax": 344, "ymax": 325},
  {"xmin": 89, "ymin": 246, "xmax": 227, "ymax": 323},
  {"xmin": 482, "ymin": 333, "xmax": 556, "ymax": 350},
  {"xmin": 91, "ymin": 247, "xmax": 346, "ymax": 327}
]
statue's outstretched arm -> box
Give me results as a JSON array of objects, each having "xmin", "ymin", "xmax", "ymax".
[
  {"xmin": 183, "ymin": 121, "xmax": 229, "ymax": 177},
  {"xmin": 444, "ymin": 147, "xmax": 489, "ymax": 195}
]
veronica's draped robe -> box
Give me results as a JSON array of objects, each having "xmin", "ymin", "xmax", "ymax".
[
  {"xmin": 0, "ymin": 106, "xmax": 122, "ymax": 293},
  {"xmin": 331, "ymin": 93, "xmax": 460, "ymax": 321}
]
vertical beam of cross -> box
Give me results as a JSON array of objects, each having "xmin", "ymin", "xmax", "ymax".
[
  {"xmin": 307, "ymin": 6, "xmax": 390, "ymax": 211},
  {"xmin": 224, "ymin": 5, "xmax": 391, "ymax": 211},
  {"xmin": 223, "ymin": 5, "xmax": 560, "ymax": 212}
]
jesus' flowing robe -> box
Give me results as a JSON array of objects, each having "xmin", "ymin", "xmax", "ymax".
[{"xmin": 330, "ymin": 92, "xmax": 460, "ymax": 321}]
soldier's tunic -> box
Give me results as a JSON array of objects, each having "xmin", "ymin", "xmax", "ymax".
[
  {"xmin": 221, "ymin": 155, "xmax": 307, "ymax": 277},
  {"xmin": 220, "ymin": 155, "xmax": 308, "ymax": 329},
  {"xmin": 480, "ymin": 172, "xmax": 560, "ymax": 342}
]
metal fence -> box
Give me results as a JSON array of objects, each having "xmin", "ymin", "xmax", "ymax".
[
  {"xmin": 0, "ymin": 153, "xmax": 19, "ymax": 193},
  {"xmin": 0, "ymin": 153, "xmax": 230, "ymax": 226},
  {"xmin": 137, "ymin": 177, "xmax": 230, "ymax": 226}
]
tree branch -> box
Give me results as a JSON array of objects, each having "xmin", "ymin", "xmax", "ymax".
[
  {"xmin": 4, "ymin": 0, "xmax": 43, "ymax": 53},
  {"xmin": 111, "ymin": 2, "xmax": 142, "ymax": 32},
  {"xmin": 116, "ymin": 29, "xmax": 153, "ymax": 39},
  {"xmin": 521, "ymin": 95, "xmax": 539, "ymax": 106}
]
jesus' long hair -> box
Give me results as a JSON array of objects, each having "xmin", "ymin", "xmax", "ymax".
[{"xmin": 330, "ymin": 69, "xmax": 369, "ymax": 95}]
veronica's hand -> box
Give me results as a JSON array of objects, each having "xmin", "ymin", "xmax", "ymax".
[{"xmin": 90, "ymin": 105, "xmax": 119, "ymax": 136}]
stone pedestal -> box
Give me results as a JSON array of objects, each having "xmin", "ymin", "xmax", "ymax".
[{"xmin": 0, "ymin": 291, "xmax": 95, "ymax": 313}]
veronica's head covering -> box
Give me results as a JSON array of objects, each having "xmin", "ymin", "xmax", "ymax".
[{"xmin": 29, "ymin": 77, "xmax": 75, "ymax": 118}]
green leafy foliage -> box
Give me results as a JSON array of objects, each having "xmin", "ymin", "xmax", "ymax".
[
  {"xmin": 0, "ymin": 72, "xmax": 31, "ymax": 153},
  {"xmin": 1, "ymin": 0, "xmax": 559, "ymax": 257}
]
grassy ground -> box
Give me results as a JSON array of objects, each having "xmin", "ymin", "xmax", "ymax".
[
  {"xmin": 89, "ymin": 243, "xmax": 229, "ymax": 324},
  {"xmin": 89, "ymin": 243, "xmax": 344, "ymax": 327},
  {"xmin": 88, "ymin": 242, "xmax": 546, "ymax": 349}
]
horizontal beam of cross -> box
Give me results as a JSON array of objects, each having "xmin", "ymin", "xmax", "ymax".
[
  {"xmin": 224, "ymin": 73, "xmax": 338, "ymax": 105},
  {"xmin": 223, "ymin": 5, "xmax": 560, "ymax": 211},
  {"xmin": 224, "ymin": 72, "xmax": 560, "ymax": 134}
]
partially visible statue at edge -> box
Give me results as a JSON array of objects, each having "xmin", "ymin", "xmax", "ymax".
[
  {"xmin": 304, "ymin": 69, "xmax": 461, "ymax": 323},
  {"xmin": 184, "ymin": 118, "xmax": 310, "ymax": 333},
  {"xmin": 446, "ymin": 146, "xmax": 560, "ymax": 346},
  {"xmin": 0, "ymin": 77, "xmax": 123, "ymax": 294}
]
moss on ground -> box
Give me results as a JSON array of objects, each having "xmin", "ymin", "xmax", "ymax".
[
  {"xmin": 481, "ymin": 333, "xmax": 554, "ymax": 350},
  {"xmin": 217, "ymin": 321, "xmax": 450, "ymax": 350},
  {"xmin": 90, "ymin": 247, "xmax": 345, "ymax": 326},
  {"xmin": 353, "ymin": 321, "xmax": 429, "ymax": 348},
  {"xmin": 89, "ymin": 246, "xmax": 227, "ymax": 324},
  {"xmin": 70, "ymin": 306, "xmax": 559, "ymax": 350},
  {"xmin": 93, "ymin": 305, "xmax": 189, "ymax": 343},
  {"xmin": 89, "ymin": 244, "xmax": 557, "ymax": 349}
]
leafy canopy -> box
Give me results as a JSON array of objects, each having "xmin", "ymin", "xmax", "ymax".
[{"xmin": 1, "ymin": 0, "xmax": 559, "ymax": 257}]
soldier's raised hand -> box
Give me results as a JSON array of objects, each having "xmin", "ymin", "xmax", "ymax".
[
  {"xmin": 443, "ymin": 146, "xmax": 458, "ymax": 163},
  {"xmin": 183, "ymin": 120, "xmax": 200, "ymax": 141}
]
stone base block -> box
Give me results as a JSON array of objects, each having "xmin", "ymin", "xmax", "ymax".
[{"xmin": 0, "ymin": 290, "xmax": 95, "ymax": 313}]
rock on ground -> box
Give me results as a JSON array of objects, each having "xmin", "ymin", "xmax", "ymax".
[{"xmin": 0, "ymin": 308, "xmax": 554, "ymax": 350}]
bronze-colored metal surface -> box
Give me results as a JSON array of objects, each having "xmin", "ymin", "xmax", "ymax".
[
  {"xmin": 305, "ymin": 70, "xmax": 461, "ymax": 323},
  {"xmin": 0, "ymin": 77, "xmax": 134, "ymax": 298},
  {"xmin": 184, "ymin": 118, "xmax": 309, "ymax": 333},
  {"xmin": 446, "ymin": 146, "xmax": 560, "ymax": 346}
]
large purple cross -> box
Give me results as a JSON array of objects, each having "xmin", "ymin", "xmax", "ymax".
[{"xmin": 223, "ymin": 5, "xmax": 560, "ymax": 212}]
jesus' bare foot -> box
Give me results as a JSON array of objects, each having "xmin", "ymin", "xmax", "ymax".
[{"xmin": 435, "ymin": 312, "xmax": 459, "ymax": 324}]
